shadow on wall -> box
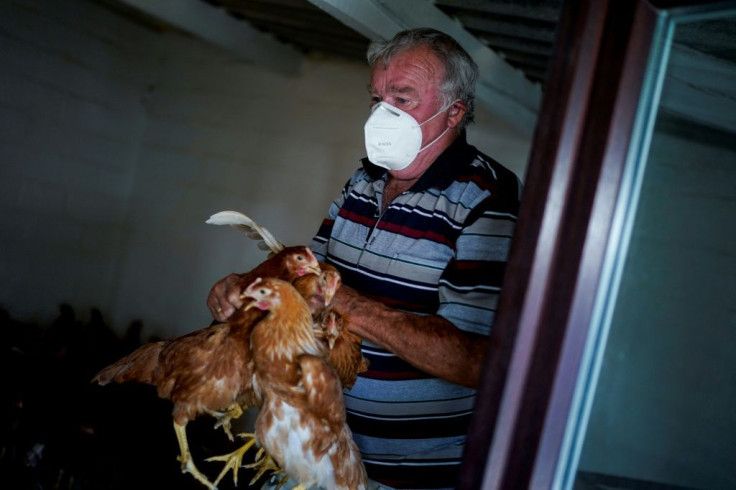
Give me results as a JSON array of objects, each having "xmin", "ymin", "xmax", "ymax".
[{"xmin": 0, "ymin": 304, "xmax": 262, "ymax": 490}]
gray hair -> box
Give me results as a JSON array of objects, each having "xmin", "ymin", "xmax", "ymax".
[{"xmin": 366, "ymin": 28, "xmax": 479, "ymax": 129}]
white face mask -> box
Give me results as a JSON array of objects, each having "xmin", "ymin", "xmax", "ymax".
[{"xmin": 364, "ymin": 100, "xmax": 455, "ymax": 170}]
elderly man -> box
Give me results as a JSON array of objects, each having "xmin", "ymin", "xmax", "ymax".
[{"xmin": 209, "ymin": 28, "xmax": 521, "ymax": 489}]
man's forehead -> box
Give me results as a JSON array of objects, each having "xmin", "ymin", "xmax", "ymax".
[
  {"xmin": 368, "ymin": 83, "xmax": 417, "ymax": 95},
  {"xmin": 369, "ymin": 50, "xmax": 442, "ymax": 91}
]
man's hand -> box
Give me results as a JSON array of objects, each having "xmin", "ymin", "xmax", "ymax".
[
  {"xmin": 206, "ymin": 246, "xmax": 321, "ymax": 323},
  {"xmin": 207, "ymin": 273, "xmax": 247, "ymax": 322}
]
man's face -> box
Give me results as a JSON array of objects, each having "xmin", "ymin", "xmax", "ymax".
[{"xmin": 368, "ymin": 46, "xmax": 449, "ymax": 151}]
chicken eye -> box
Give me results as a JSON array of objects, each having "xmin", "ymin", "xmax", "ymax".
[{"xmin": 297, "ymin": 255, "xmax": 305, "ymax": 262}]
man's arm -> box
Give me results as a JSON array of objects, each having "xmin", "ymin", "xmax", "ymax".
[{"xmin": 332, "ymin": 284, "xmax": 491, "ymax": 389}]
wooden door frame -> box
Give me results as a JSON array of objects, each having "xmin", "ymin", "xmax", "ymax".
[{"xmin": 457, "ymin": 0, "xmax": 733, "ymax": 488}]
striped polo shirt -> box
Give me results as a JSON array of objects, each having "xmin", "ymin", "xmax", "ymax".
[{"xmin": 309, "ymin": 133, "xmax": 521, "ymax": 489}]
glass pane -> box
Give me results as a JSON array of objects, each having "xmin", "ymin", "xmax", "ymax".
[{"xmin": 572, "ymin": 13, "xmax": 736, "ymax": 490}]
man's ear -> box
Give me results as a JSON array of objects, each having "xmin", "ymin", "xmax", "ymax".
[{"xmin": 447, "ymin": 101, "xmax": 468, "ymax": 128}]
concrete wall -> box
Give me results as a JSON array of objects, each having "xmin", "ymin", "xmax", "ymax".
[{"xmin": 0, "ymin": 0, "xmax": 531, "ymax": 339}]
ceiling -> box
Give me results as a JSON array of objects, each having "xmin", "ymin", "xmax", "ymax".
[
  {"xmin": 199, "ymin": 0, "xmax": 565, "ymax": 134},
  {"xmin": 106, "ymin": 0, "xmax": 735, "ymax": 135},
  {"xmin": 109, "ymin": 0, "xmax": 565, "ymax": 134},
  {"xmin": 200, "ymin": 0, "xmax": 563, "ymax": 87}
]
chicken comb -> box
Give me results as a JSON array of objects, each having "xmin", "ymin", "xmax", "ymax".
[{"xmin": 206, "ymin": 210, "xmax": 285, "ymax": 256}]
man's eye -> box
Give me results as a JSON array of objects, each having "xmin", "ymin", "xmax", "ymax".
[{"xmin": 395, "ymin": 98, "xmax": 408, "ymax": 105}]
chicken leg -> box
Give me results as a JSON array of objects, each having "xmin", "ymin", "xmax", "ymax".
[
  {"xmin": 206, "ymin": 432, "xmax": 258, "ymax": 487},
  {"xmin": 174, "ymin": 421, "xmax": 216, "ymax": 490}
]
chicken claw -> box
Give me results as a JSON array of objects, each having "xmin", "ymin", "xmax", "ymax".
[
  {"xmin": 207, "ymin": 403, "xmax": 243, "ymax": 441},
  {"xmin": 206, "ymin": 432, "xmax": 258, "ymax": 487},
  {"xmin": 245, "ymin": 446, "xmax": 284, "ymax": 485}
]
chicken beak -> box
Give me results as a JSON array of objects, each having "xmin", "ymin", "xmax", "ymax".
[
  {"xmin": 305, "ymin": 263, "xmax": 321, "ymax": 275},
  {"xmin": 239, "ymin": 278, "xmax": 263, "ymax": 310},
  {"xmin": 328, "ymin": 337, "xmax": 336, "ymax": 350},
  {"xmin": 304, "ymin": 248, "xmax": 321, "ymax": 275}
]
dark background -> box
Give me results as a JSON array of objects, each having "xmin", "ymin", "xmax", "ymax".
[{"xmin": 0, "ymin": 304, "xmax": 265, "ymax": 490}]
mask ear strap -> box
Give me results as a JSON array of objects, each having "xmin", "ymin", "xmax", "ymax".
[
  {"xmin": 419, "ymin": 99, "xmax": 459, "ymax": 127},
  {"xmin": 417, "ymin": 99, "xmax": 458, "ymax": 153},
  {"xmin": 418, "ymin": 127, "xmax": 450, "ymax": 153}
]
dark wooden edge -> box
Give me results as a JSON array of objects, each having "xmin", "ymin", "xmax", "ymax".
[
  {"xmin": 457, "ymin": 0, "xmax": 612, "ymax": 486},
  {"xmin": 457, "ymin": 0, "xmax": 663, "ymax": 488},
  {"xmin": 526, "ymin": 0, "xmax": 663, "ymax": 486}
]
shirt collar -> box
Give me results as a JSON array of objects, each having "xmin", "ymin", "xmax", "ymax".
[{"xmin": 361, "ymin": 131, "xmax": 476, "ymax": 191}]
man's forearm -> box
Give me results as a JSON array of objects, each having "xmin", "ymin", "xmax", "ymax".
[{"xmin": 332, "ymin": 285, "xmax": 489, "ymax": 388}]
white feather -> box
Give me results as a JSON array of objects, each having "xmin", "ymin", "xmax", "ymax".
[{"xmin": 206, "ymin": 210, "xmax": 285, "ymax": 255}]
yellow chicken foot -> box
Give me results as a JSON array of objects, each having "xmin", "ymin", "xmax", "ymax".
[
  {"xmin": 205, "ymin": 432, "xmax": 258, "ymax": 487},
  {"xmin": 245, "ymin": 446, "xmax": 284, "ymax": 485},
  {"xmin": 173, "ymin": 421, "xmax": 217, "ymax": 490},
  {"xmin": 206, "ymin": 403, "xmax": 243, "ymax": 441}
]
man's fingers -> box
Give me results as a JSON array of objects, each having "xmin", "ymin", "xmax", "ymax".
[{"xmin": 208, "ymin": 274, "xmax": 244, "ymax": 321}]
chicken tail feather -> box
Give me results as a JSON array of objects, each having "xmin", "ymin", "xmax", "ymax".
[
  {"xmin": 92, "ymin": 341, "xmax": 164, "ymax": 385},
  {"xmin": 206, "ymin": 210, "xmax": 285, "ymax": 256}
]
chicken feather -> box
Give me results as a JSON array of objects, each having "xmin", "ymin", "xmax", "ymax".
[{"xmin": 206, "ymin": 210, "xmax": 284, "ymax": 257}]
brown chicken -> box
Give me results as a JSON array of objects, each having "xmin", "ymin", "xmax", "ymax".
[
  {"xmin": 315, "ymin": 262, "xmax": 369, "ymax": 389},
  {"xmin": 91, "ymin": 246, "xmax": 320, "ymax": 490},
  {"xmin": 215, "ymin": 265, "xmax": 368, "ymax": 488},
  {"xmin": 298, "ymin": 263, "xmax": 369, "ymax": 390},
  {"xmin": 292, "ymin": 267, "xmax": 332, "ymax": 322},
  {"xmin": 321, "ymin": 309, "xmax": 369, "ymax": 390},
  {"xmin": 242, "ymin": 277, "xmax": 368, "ymax": 490},
  {"xmin": 208, "ymin": 210, "xmax": 368, "ymax": 477},
  {"xmin": 237, "ymin": 245, "xmax": 320, "ymax": 289}
]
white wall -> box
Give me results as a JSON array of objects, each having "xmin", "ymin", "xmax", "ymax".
[
  {"xmin": 577, "ymin": 121, "xmax": 736, "ymax": 488},
  {"xmin": 0, "ymin": 0, "xmax": 531, "ymax": 339}
]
